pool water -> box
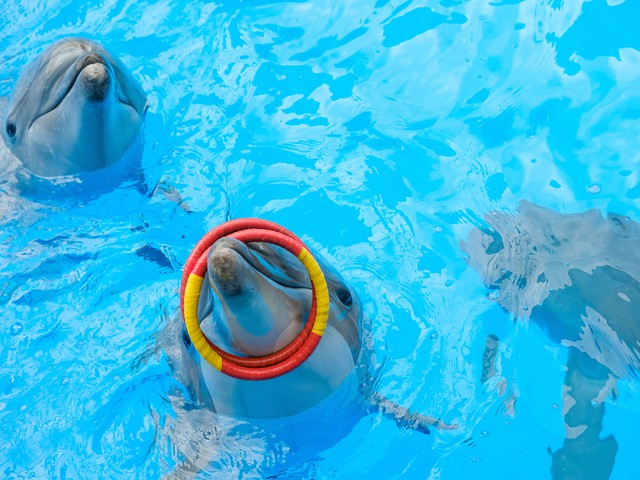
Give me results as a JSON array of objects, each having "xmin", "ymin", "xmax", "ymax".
[{"xmin": 1, "ymin": 0, "xmax": 639, "ymax": 478}]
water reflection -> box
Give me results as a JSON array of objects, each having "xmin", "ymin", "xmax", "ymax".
[{"xmin": 462, "ymin": 201, "xmax": 640, "ymax": 479}]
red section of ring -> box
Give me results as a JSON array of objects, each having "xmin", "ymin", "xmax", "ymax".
[
  {"xmin": 180, "ymin": 219, "xmax": 321, "ymax": 380},
  {"xmin": 221, "ymin": 332, "xmax": 323, "ymax": 379}
]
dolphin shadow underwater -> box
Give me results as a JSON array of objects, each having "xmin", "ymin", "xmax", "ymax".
[
  {"xmin": 1, "ymin": 37, "xmax": 147, "ymax": 197},
  {"xmin": 461, "ymin": 200, "xmax": 640, "ymax": 480},
  {"xmin": 163, "ymin": 235, "xmax": 456, "ymax": 474}
]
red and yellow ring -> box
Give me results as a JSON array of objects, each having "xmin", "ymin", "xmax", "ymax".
[{"xmin": 180, "ymin": 219, "xmax": 329, "ymax": 380}]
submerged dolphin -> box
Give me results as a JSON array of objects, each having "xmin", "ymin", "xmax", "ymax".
[
  {"xmin": 461, "ymin": 200, "xmax": 640, "ymax": 480},
  {"xmin": 2, "ymin": 37, "xmax": 147, "ymax": 177},
  {"xmin": 165, "ymin": 236, "xmax": 452, "ymax": 430}
]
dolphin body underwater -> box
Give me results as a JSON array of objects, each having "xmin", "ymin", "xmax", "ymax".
[
  {"xmin": 461, "ymin": 200, "xmax": 640, "ymax": 480},
  {"xmin": 165, "ymin": 235, "xmax": 453, "ymax": 447},
  {"xmin": 2, "ymin": 37, "xmax": 147, "ymax": 178}
]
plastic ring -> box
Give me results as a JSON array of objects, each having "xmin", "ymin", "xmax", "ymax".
[{"xmin": 180, "ymin": 219, "xmax": 330, "ymax": 380}]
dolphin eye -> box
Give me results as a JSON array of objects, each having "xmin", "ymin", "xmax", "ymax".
[
  {"xmin": 181, "ymin": 329, "xmax": 192, "ymax": 348},
  {"xmin": 6, "ymin": 123, "xmax": 16, "ymax": 138},
  {"xmin": 336, "ymin": 287, "xmax": 353, "ymax": 307}
]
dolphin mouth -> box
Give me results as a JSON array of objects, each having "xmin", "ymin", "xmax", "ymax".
[{"xmin": 78, "ymin": 52, "xmax": 107, "ymax": 71}]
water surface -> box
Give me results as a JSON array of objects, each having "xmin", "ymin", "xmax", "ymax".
[{"xmin": 1, "ymin": 0, "xmax": 639, "ymax": 478}]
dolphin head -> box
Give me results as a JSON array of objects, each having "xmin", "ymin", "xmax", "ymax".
[
  {"xmin": 200, "ymin": 237, "xmax": 361, "ymax": 359},
  {"xmin": 2, "ymin": 37, "xmax": 147, "ymax": 177},
  {"xmin": 461, "ymin": 201, "xmax": 640, "ymax": 374},
  {"xmin": 460, "ymin": 201, "xmax": 640, "ymax": 319}
]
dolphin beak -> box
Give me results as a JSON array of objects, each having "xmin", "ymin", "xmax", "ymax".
[
  {"xmin": 206, "ymin": 237, "xmax": 309, "ymax": 352},
  {"xmin": 75, "ymin": 53, "xmax": 113, "ymax": 102},
  {"xmin": 207, "ymin": 237, "xmax": 308, "ymax": 295},
  {"xmin": 207, "ymin": 238, "xmax": 258, "ymax": 297}
]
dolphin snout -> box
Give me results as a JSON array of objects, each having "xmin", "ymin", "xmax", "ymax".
[
  {"xmin": 208, "ymin": 238, "xmax": 254, "ymax": 297},
  {"xmin": 78, "ymin": 63, "xmax": 112, "ymax": 102}
]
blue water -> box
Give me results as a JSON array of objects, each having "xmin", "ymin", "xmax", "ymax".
[{"xmin": 1, "ymin": 0, "xmax": 639, "ymax": 478}]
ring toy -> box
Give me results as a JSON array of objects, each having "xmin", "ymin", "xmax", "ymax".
[{"xmin": 180, "ymin": 219, "xmax": 330, "ymax": 381}]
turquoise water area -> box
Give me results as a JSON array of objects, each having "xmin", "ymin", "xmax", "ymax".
[{"xmin": 1, "ymin": 0, "xmax": 639, "ymax": 478}]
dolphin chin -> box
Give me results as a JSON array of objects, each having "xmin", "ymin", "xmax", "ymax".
[{"xmin": 2, "ymin": 37, "xmax": 147, "ymax": 177}]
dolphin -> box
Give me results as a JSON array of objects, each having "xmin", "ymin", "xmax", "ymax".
[
  {"xmin": 2, "ymin": 37, "xmax": 147, "ymax": 177},
  {"xmin": 461, "ymin": 200, "xmax": 640, "ymax": 480},
  {"xmin": 165, "ymin": 236, "xmax": 453, "ymax": 429}
]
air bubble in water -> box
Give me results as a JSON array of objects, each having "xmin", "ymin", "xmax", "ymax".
[
  {"xmin": 587, "ymin": 184, "xmax": 601, "ymax": 194},
  {"xmin": 618, "ymin": 292, "xmax": 631, "ymax": 302},
  {"xmin": 10, "ymin": 322, "xmax": 23, "ymax": 336}
]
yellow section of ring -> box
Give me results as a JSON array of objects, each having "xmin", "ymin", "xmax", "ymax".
[
  {"xmin": 297, "ymin": 248, "xmax": 330, "ymax": 336},
  {"xmin": 183, "ymin": 273, "xmax": 223, "ymax": 371}
]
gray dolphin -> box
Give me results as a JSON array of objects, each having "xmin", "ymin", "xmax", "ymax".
[
  {"xmin": 2, "ymin": 37, "xmax": 147, "ymax": 177},
  {"xmin": 461, "ymin": 200, "xmax": 640, "ymax": 480},
  {"xmin": 165, "ymin": 237, "xmax": 452, "ymax": 427}
]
